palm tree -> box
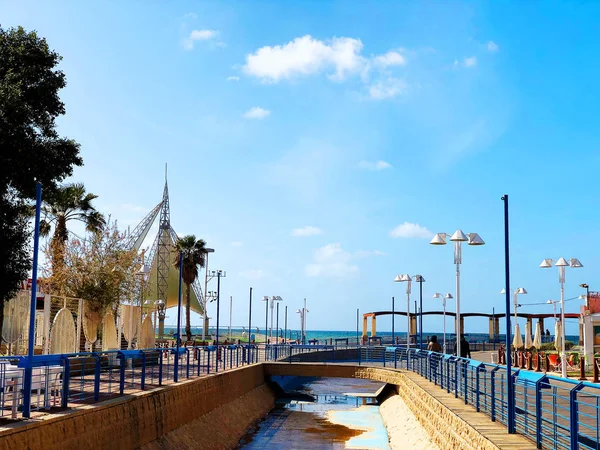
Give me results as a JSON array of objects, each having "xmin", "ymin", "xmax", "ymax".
[
  {"xmin": 40, "ymin": 183, "xmax": 105, "ymax": 270},
  {"xmin": 174, "ymin": 235, "xmax": 207, "ymax": 341}
]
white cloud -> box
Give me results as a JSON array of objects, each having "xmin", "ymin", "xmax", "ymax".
[
  {"xmin": 453, "ymin": 56, "xmax": 477, "ymax": 69},
  {"xmin": 230, "ymin": 241, "xmax": 243, "ymax": 247},
  {"xmin": 243, "ymin": 35, "xmax": 369, "ymax": 83},
  {"xmin": 291, "ymin": 226, "xmax": 323, "ymax": 237},
  {"xmin": 358, "ymin": 160, "xmax": 393, "ymax": 170},
  {"xmin": 487, "ymin": 41, "xmax": 499, "ymax": 52},
  {"xmin": 373, "ymin": 51, "xmax": 406, "ymax": 68},
  {"xmin": 183, "ymin": 12, "xmax": 197, "ymax": 19},
  {"xmin": 240, "ymin": 269, "xmax": 266, "ymax": 280},
  {"xmin": 305, "ymin": 243, "xmax": 358, "ymax": 278},
  {"xmin": 464, "ymin": 56, "xmax": 477, "ymax": 68},
  {"xmin": 227, "ymin": 76, "xmax": 240, "ymax": 81},
  {"xmin": 243, "ymin": 107, "xmax": 271, "ymax": 119},
  {"xmin": 368, "ymin": 78, "xmax": 407, "ymax": 99},
  {"xmin": 389, "ymin": 222, "xmax": 432, "ymax": 239},
  {"xmin": 355, "ymin": 250, "xmax": 386, "ymax": 258},
  {"xmin": 182, "ymin": 29, "xmax": 218, "ymax": 50}
]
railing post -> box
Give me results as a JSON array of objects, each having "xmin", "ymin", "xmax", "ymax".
[
  {"xmin": 158, "ymin": 350, "xmax": 163, "ymax": 385},
  {"xmin": 92, "ymin": 353, "xmax": 101, "ymax": 402},
  {"xmin": 535, "ymin": 378, "xmax": 544, "ymax": 449},
  {"xmin": 475, "ymin": 367, "xmax": 481, "ymax": 411},
  {"xmin": 579, "ymin": 356, "xmax": 587, "ymax": 381},
  {"xmin": 454, "ymin": 359, "xmax": 459, "ymax": 399},
  {"xmin": 118, "ymin": 353, "xmax": 126, "ymax": 395},
  {"xmin": 464, "ymin": 362, "xmax": 468, "ymax": 404},
  {"xmin": 490, "ymin": 366, "xmax": 499, "ymax": 421},
  {"xmin": 61, "ymin": 355, "xmax": 70, "ymax": 409},
  {"xmin": 570, "ymin": 382, "xmax": 584, "ymax": 450},
  {"xmin": 140, "ymin": 352, "xmax": 146, "ymax": 390},
  {"xmin": 594, "ymin": 356, "xmax": 599, "ymax": 383}
]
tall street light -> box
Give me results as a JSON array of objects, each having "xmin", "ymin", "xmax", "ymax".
[
  {"xmin": 500, "ymin": 287, "xmax": 527, "ymax": 328},
  {"xmin": 394, "ymin": 274, "xmax": 424, "ymax": 348},
  {"xmin": 432, "ymin": 293, "xmax": 453, "ymax": 353},
  {"xmin": 262, "ymin": 296, "xmax": 282, "ymax": 342},
  {"xmin": 540, "ymin": 257, "xmax": 583, "ymax": 378},
  {"xmin": 580, "ymin": 283, "xmax": 590, "ymax": 309},
  {"xmin": 201, "ymin": 248, "xmax": 215, "ymax": 342},
  {"xmin": 296, "ymin": 298, "xmax": 308, "ymax": 344},
  {"xmin": 430, "ymin": 230, "xmax": 485, "ymax": 358}
]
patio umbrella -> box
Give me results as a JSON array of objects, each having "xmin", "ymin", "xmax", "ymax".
[
  {"xmin": 524, "ymin": 321, "xmax": 533, "ymax": 349},
  {"xmin": 513, "ymin": 322, "xmax": 524, "ymax": 349},
  {"xmin": 554, "ymin": 320, "xmax": 562, "ymax": 352},
  {"xmin": 533, "ymin": 321, "xmax": 542, "ymax": 350}
]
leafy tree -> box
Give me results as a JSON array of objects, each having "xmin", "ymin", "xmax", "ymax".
[
  {"xmin": 174, "ymin": 235, "xmax": 207, "ymax": 341},
  {"xmin": 0, "ymin": 25, "xmax": 82, "ymax": 337},
  {"xmin": 41, "ymin": 219, "xmax": 142, "ymax": 319},
  {"xmin": 40, "ymin": 183, "xmax": 105, "ymax": 271}
]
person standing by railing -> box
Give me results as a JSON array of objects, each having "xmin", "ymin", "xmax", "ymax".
[
  {"xmin": 454, "ymin": 334, "xmax": 472, "ymax": 358},
  {"xmin": 427, "ymin": 335, "xmax": 442, "ymax": 353}
]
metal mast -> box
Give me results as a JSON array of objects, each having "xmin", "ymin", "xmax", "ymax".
[{"xmin": 156, "ymin": 165, "xmax": 171, "ymax": 338}]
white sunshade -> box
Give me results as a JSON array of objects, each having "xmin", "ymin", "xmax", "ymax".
[
  {"xmin": 524, "ymin": 321, "xmax": 533, "ymax": 349},
  {"xmin": 513, "ymin": 323, "xmax": 524, "ymax": 349},
  {"xmin": 533, "ymin": 321, "xmax": 542, "ymax": 349},
  {"xmin": 554, "ymin": 320, "xmax": 562, "ymax": 352}
]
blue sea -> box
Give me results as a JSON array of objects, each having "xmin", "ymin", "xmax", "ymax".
[{"xmin": 164, "ymin": 326, "xmax": 578, "ymax": 344}]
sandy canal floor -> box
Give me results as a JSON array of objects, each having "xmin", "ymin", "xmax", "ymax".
[{"xmin": 379, "ymin": 395, "xmax": 439, "ymax": 450}]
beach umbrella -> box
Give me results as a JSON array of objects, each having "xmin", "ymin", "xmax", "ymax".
[
  {"xmin": 524, "ymin": 321, "xmax": 533, "ymax": 349},
  {"xmin": 513, "ymin": 323, "xmax": 524, "ymax": 349},
  {"xmin": 533, "ymin": 322, "xmax": 542, "ymax": 349},
  {"xmin": 554, "ymin": 320, "xmax": 562, "ymax": 352}
]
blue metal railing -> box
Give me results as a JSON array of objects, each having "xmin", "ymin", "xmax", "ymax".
[{"xmin": 7, "ymin": 343, "xmax": 600, "ymax": 450}]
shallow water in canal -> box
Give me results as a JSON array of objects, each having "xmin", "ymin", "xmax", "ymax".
[{"xmin": 239, "ymin": 378, "xmax": 390, "ymax": 449}]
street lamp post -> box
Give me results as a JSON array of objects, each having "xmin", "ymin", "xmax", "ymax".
[
  {"xmin": 261, "ymin": 296, "xmax": 282, "ymax": 343},
  {"xmin": 202, "ymin": 248, "xmax": 215, "ymax": 342},
  {"xmin": 432, "ymin": 293, "xmax": 453, "ymax": 353},
  {"xmin": 580, "ymin": 283, "xmax": 590, "ymax": 308},
  {"xmin": 296, "ymin": 299, "xmax": 309, "ymax": 344},
  {"xmin": 500, "ymin": 287, "xmax": 527, "ymax": 328},
  {"xmin": 540, "ymin": 257, "xmax": 583, "ymax": 378},
  {"xmin": 431, "ymin": 230, "xmax": 485, "ymax": 358},
  {"xmin": 394, "ymin": 274, "xmax": 425, "ymax": 348},
  {"xmin": 154, "ymin": 299, "xmax": 165, "ymax": 338}
]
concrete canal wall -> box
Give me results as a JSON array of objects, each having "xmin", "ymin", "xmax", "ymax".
[{"xmin": 0, "ymin": 364, "xmax": 275, "ymax": 450}]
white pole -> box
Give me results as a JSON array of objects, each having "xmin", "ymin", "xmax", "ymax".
[
  {"xmin": 128, "ymin": 304, "xmax": 133, "ymax": 350},
  {"xmin": 229, "ymin": 295, "xmax": 232, "ymax": 341},
  {"xmin": 560, "ymin": 269, "xmax": 567, "ymax": 378},
  {"xmin": 443, "ymin": 298, "xmax": 447, "ymax": 354},
  {"xmin": 456, "ymin": 243, "xmax": 461, "ymax": 358},
  {"xmin": 303, "ymin": 298, "xmax": 307, "ymax": 343},
  {"xmin": 406, "ymin": 287, "xmax": 411, "ymax": 349}
]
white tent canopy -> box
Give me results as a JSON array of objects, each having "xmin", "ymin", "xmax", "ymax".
[
  {"xmin": 533, "ymin": 322, "xmax": 542, "ymax": 349},
  {"xmin": 524, "ymin": 321, "xmax": 533, "ymax": 349},
  {"xmin": 554, "ymin": 320, "xmax": 562, "ymax": 352},
  {"xmin": 513, "ymin": 323, "xmax": 524, "ymax": 349}
]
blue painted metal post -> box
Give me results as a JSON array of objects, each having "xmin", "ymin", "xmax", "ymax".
[
  {"xmin": 490, "ymin": 367, "xmax": 500, "ymax": 422},
  {"xmin": 93, "ymin": 354, "xmax": 101, "ymax": 401},
  {"xmin": 174, "ymin": 252, "xmax": 183, "ymax": 382},
  {"xmin": 570, "ymin": 383, "xmax": 584, "ymax": 450},
  {"xmin": 23, "ymin": 182, "xmax": 42, "ymax": 418},
  {"xmin": 502, "ymin": 194, "xmax": 516, "ymax": 434}
]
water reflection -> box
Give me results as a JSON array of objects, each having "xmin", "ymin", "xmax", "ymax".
[{"xmin": 239, "ymin": 378, "xmax": 390, "ymax": 449}]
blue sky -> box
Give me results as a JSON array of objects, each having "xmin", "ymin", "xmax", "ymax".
[{"xmin": 4, "ymin": 1, "xmax": 600, "ymax": 335}]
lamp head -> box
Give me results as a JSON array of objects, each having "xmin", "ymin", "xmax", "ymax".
[
  {"xmin": 467, "ymin": 233, "xmax": 485, "ymax": 246},
  {"xmin": 262, "ymin": 296, "xmax": 269, "ymax": 301},
  {"xmin": 546, "ymin": 299, "xmax": 554, "ymax": 304},
  {"xmin": 539, "ymin": 258, "xmax": 554, "ymax": 268},
  {"xmin": 500, "ymin": 288, "xmax": 506, "ymax": 294},
  {"xmin": 555, "ymin": 257, "xmax": 570, "ymax": 267},
  {"xmin": 569, "ymin": 258, "xmax": 583, "ymax": 268},
  {"xmin": 430, "ymin": 233, "xmax": 448, "ymax": 245},
  {"xmin": 449, "ymin": 229, "xmax": 468, "ymax": 242},
  {"xmin": 414, "ymin": 274, "xmax": 426, "ymax": 282},
  {"xmin": 580, "ymin": 283, "xmax": 589, "ymax": 289},
  {"xmin": 445, "ymin": 293, "xmax": 453, "ymax": 299},
  {"xmin": 515, "ymin": 287, "xmax": 527, "ymax": 295},
  {"xmin": 432, "ymin": 293, "xmax": 442, "ymax": 298},
  {"xmin": 394, "ymin": 274, "xmax": 410, "ymax": 282}
]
